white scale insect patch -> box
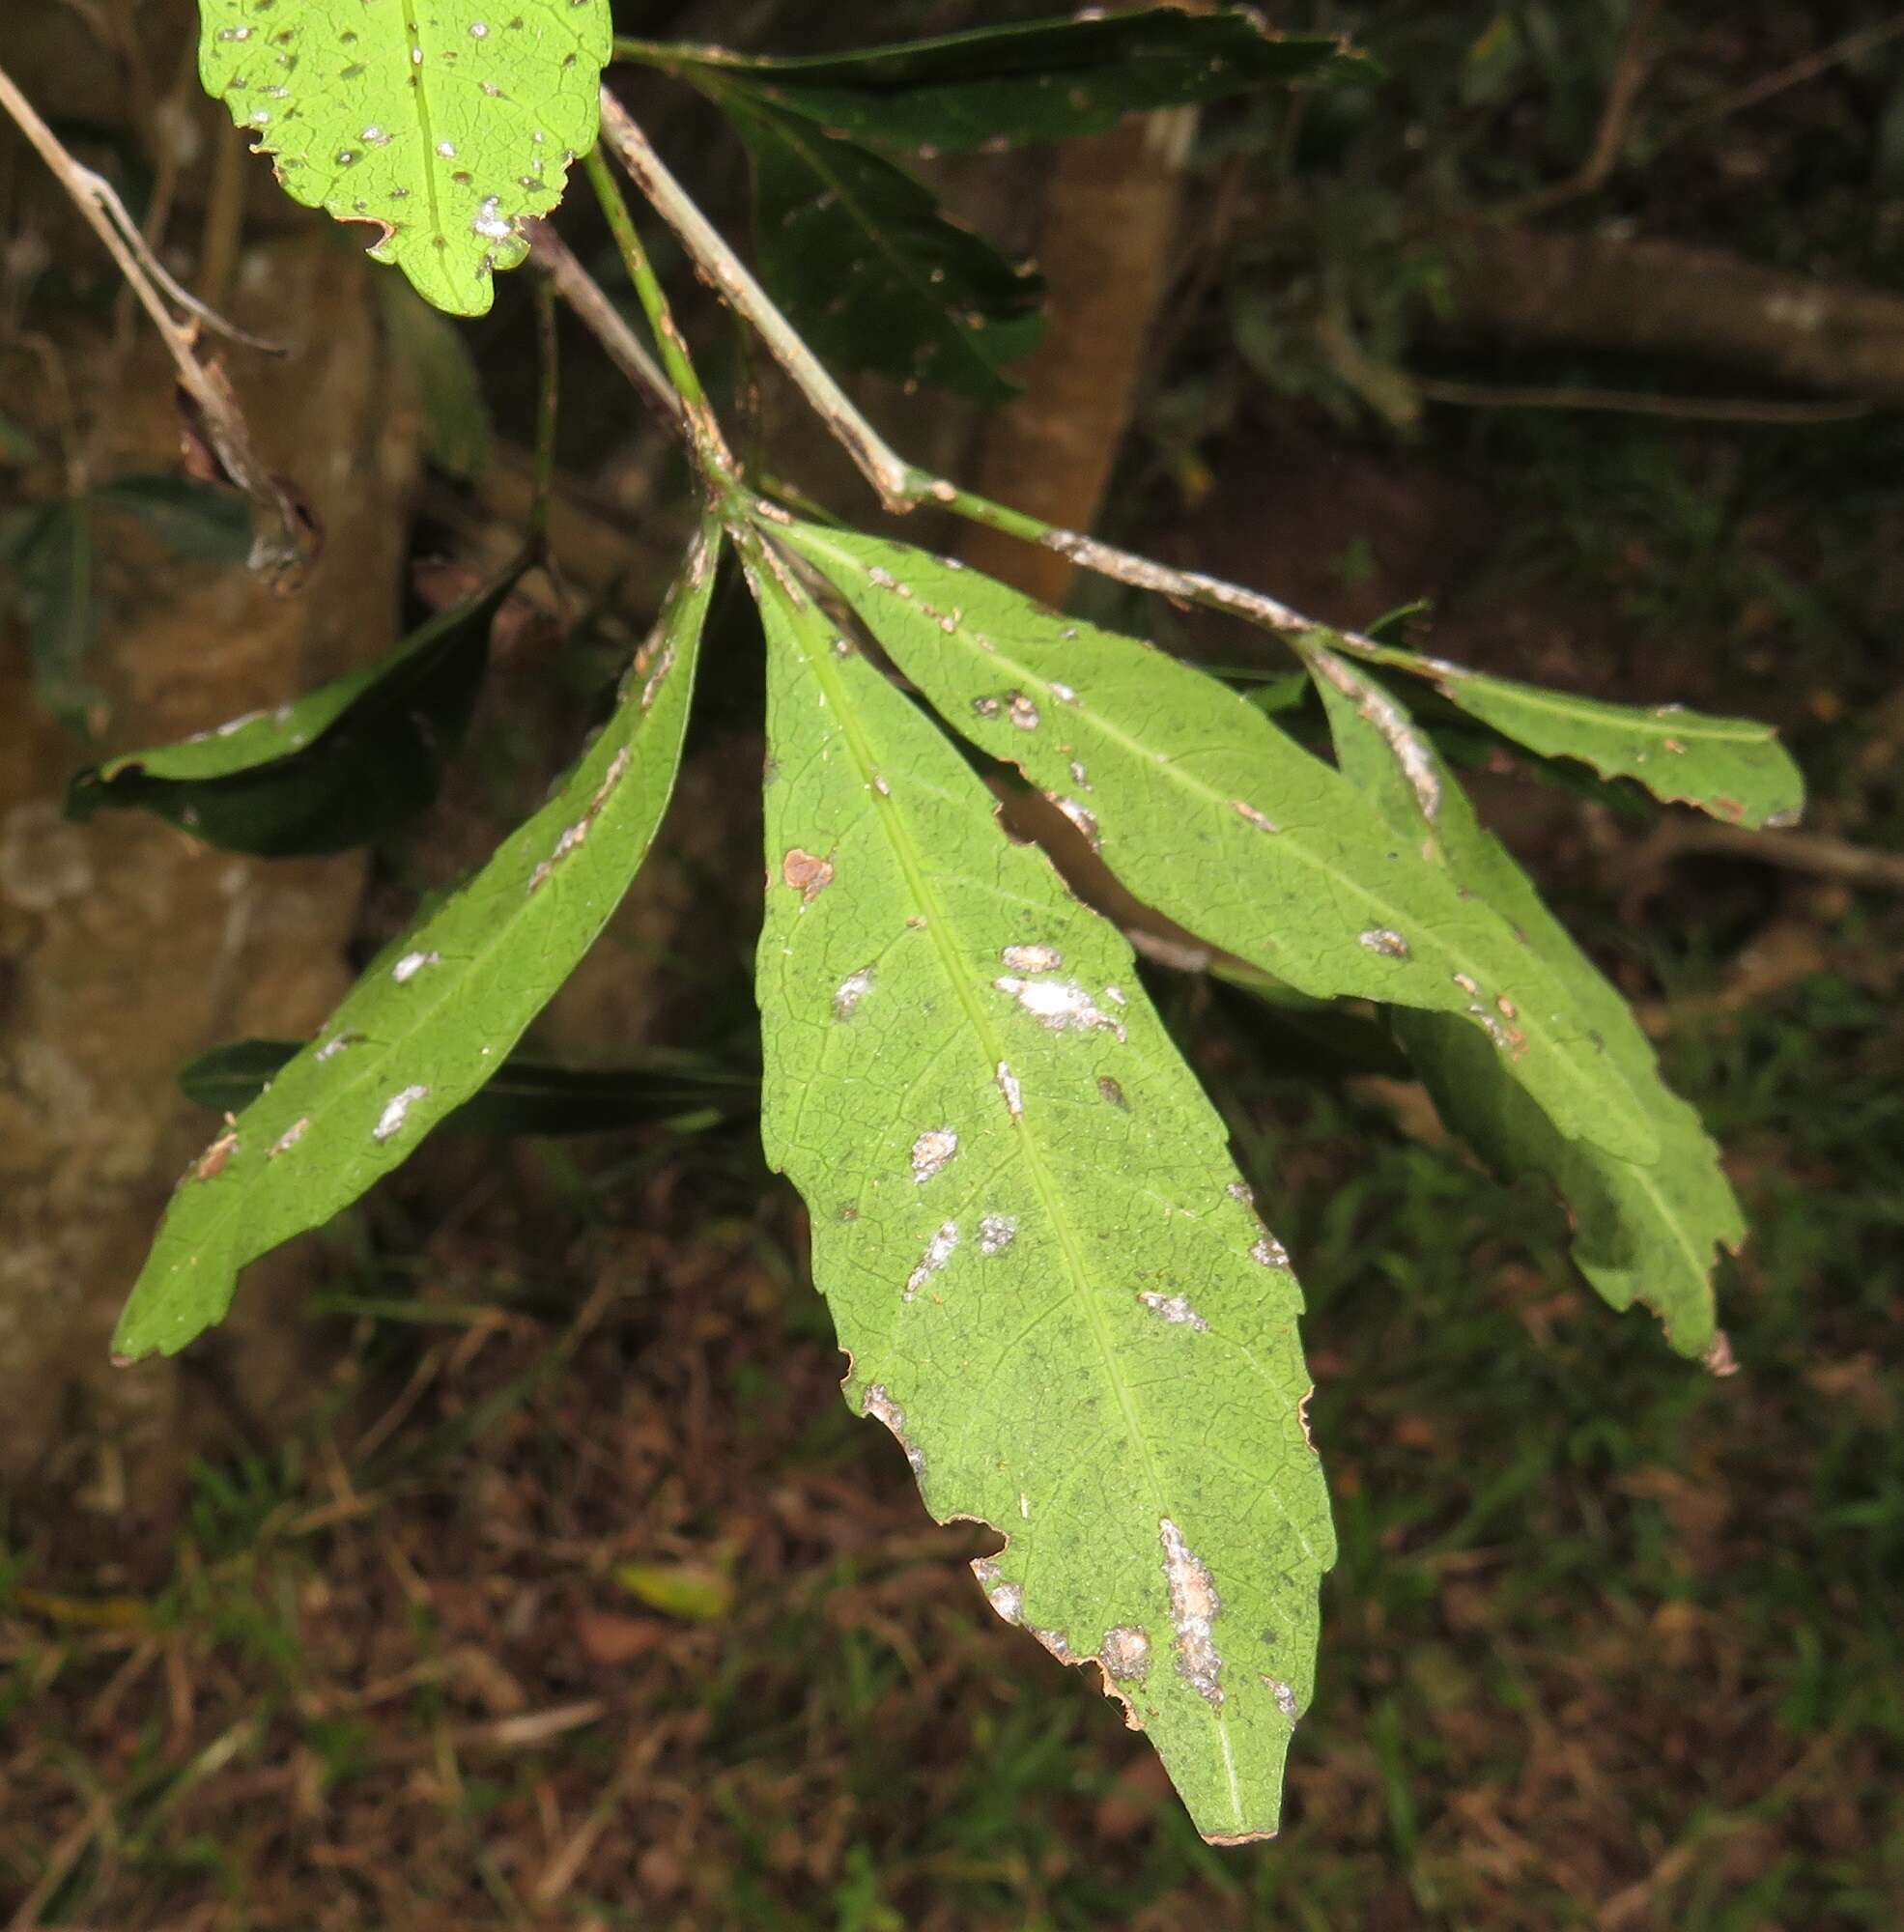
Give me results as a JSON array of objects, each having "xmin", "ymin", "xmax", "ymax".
[
  {"xmin": 1007, "ymin": 694, "xmax": 1041, "ymax": 731},
  {"xmin": 834, "ymin": 965, "xmax": 875, "ymax": 1019},
  {"xmin": 1263, "ymin": 1675, "xmax": 1300, "ymax": 1719},
  {"xmin": 1100, "ymin": 1626, "xmax": 1151, "ymax": 1682},
  {"xmin": 994, "ymin": 976, "xmax": 1127, "ymax": 1043},
  {"xmin": 1000, "ymin": 943, "xmax": 1063, "ymax": 972},
  {"xmin": 863, "ymin": 1383, "xmax": 925, "ymax": 1476},
  {"xmin": 1138, "ymin": 1291, "xmax": 1209, "ymax": 1331},
  {"xmin": 978, "ymin": 1213, "xmax": 1017, "ymax": 1256},
  {"xmin": 1358, "ymin": 928, "xmax": 1411, "ymax": 960},
  {"xmin": 390, "ymin": 950, "xmax": 440, "ymax": 982},
  {"xmin": 372, "ymin": 1085, "xmax": 429, "ymax": 1142},
  {"xmin": 974, "ymin": 1559, "xmax": 1024, "ymax": 1626},
  {"xmin": 268, "ymin": 1118, "xmax": 309, "ymax": 1159},
  {"xmin": 1251, "ymin": 1234, "xmax": 1291, "ymax": 1270},
  {"xmin": 1159, "ymin": 1517, "xmax": 1225, "ymax": 1707},
  {"xmin": 995, "ymin": 1062, "xmax": 1024, "ymax": 1118},
  {"xmin": 910, "ymin": 1127, "xmax": 959, "ymax": 1183},
  {"xmin": 904, "ymin": 1221, "xmax": 959, "ymax": 1300},
  {"xmin": 1232, "ymin": 800, "xmax": 1278, "ymax": 834},
  {"xmin": 315, "ymin": 1031, "xmax": 358, "ymax": 1064},
  {"xmin": 1050, "ymin": 796, "xmax": 1101, "ymax": 849}
]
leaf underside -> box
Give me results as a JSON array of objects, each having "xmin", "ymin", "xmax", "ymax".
[
  {"xmin": 750, "ymin": 544, "xmax": 1333, "ymax": 1844},
  {"xmin": 111, "ymin": 526, "xmax": 719, "ymax": 1361},
  {"xmin": 67, "ymin": 572, "xmax": 520, "ymax": 855},
  {"xmin": 780, "ymin": 522, "xmax": 1660, "ymax": 1169},
  {"xmin": 714, "ymin": 88, "xmax": 1043, "ymax": 401},
  {"xmin": 199, "ymin": 0, "xmax": 612, "ymax": 316},
  {"xmin": 656, "ymin": 9, "xmax": 1376, "ymax": 151},
  {"xmin": 1309, "ymin": 647, "xmax": 1741, "ymax": 1354}
]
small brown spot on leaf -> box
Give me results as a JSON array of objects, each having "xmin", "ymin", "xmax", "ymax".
[{"xmin": 781, "ymin": 847, "xmax": 834, "ymax": 903}]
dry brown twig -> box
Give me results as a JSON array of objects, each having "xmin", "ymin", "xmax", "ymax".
[{"xmin": 0, "ymin": 54, "xmax": 308, "ymax": 576}]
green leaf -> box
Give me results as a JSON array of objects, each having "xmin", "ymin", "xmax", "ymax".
[
  {"xmin": 6, "ymin": 497, "xmax": 100, "ymax": 728},
  {"xmin": 180, "ymin": 1037, "xmax": 754, "ymax": 1135},
  {"xmin": 780, "ymin": 522, "xmax": 1659, "ymax": 1166},
  {"xmin": 67, "ymin": 568, "xmax": 520, "ymax": 855},
  {"xmin": 198, "ymin": 0, "xmax": 612, "ymax": 316},
  {"xmin": 0, "ymin": 410, "xmax": 39, "ymax": 466},
  {"xmin": 95, "ymin": 474, "xmax": 254, "ymax": 567},
  {"xmin": 630, "ymin": 10, "xmax": 1375, "ymax": 152},
  {"xmin": 750, "ymin": 545, "xmax": 1331, "ymax": 1844},
  {"xmin": 110, "ymin": 524, "xmax": 719, "ymax": 1361},
  {"xmin": 713, "ymin": 88, "xmax": 1043, "ymax": 401},
  {"xmin": 1379, "ymin": 654, "xmax": 1805, "ymax": 829},
  {"xmin": 379, "ymin": 280, "xmax": 494, "ymax": 479},
  {"xmin": 1308, "ymin": 645, "xmax": 1740, "ymax": 1356}
]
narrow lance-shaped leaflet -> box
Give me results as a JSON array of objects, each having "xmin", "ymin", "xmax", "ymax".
[
  {"xmin": 1308, "ymin": 642, "xmax": 1742, "ymax": 1357},
  {"xmin": 779, "ymin": 521, "xmax": 1659, "ymax": 1167},
  {"xmin": 751, "ymin": 537, "xmax": 1334, "ymax": 1843},
  {"xmin": 112, "ymin": 524, "xmax": 720, "ymax": 1360}
]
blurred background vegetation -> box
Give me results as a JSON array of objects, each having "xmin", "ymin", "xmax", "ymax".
[{"xmin": 3, "ymin": 1, "xmax": 1902, "ymax": 1925}]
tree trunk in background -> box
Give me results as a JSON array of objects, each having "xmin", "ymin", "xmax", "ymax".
[{"xmin": 0, "ymin": 9, "xmax": 417, "ymax": 1537}]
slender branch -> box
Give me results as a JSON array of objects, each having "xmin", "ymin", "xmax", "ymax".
[
  {"xmin": 528, "ymin": 276, "xmax": 560, "ymax": 551},
  {"xmin": 0, "ymin": 55, "xmax": 295, "ymax": 549},
  {"xmin": 583, "ymin": 141, "xmax": 739, "ymax": 496},
  {"xmin": 1659, "ymin": 12, "xmax": 1904, "ymax": 145},
  {"xmin": 1407, "ymin": 376, "xmax": 1871, "ymax": 426},
  {"xmin": 596, "ymin": 88, "xmax": 915, "ymax": 511},
  {"xmin": 523, "ymin": 222, "xmax": 684, "ymax": 440}
]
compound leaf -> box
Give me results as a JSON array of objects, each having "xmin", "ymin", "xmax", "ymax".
[
  {"xmin": 181, "ymin": 1037, "xmax": 753, "ymax": 1134},
  {"xmin": 1361, "ymin": 650, "xmax": 1804, "ymax": 829},
  {"xmin": 781, "ymin": 521, "xmax": 1658, "ymax": 1165},
  {"xmin": 199, "ymin": 0, "xmax": 612, "ymax": 316},
  {"xmin": 67, "ymin": 568, "xmax": 520, "ymax": 855},
  {"xmin": 111, "ymin": 525, "xmax": 718, "ymax": 1361},
  {"xmin": 713, "ymin": 89, "xmax": 1043, "ymax": 401},
  {"xmin": 751, "ymin": 545, "xmax": 1333, "ymax": 1845},
  {"xmin": 631, "ymin": 10, "xmax": 1374, "ymax": 152},
  {"xmin": 1309, "ymin": 644, "xmax": 1740, "ymax": 1355}
]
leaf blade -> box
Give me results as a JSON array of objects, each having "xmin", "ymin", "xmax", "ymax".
[
  {"xmin": 1309, "ymin": 645, "xmax": 1741, "ymax": 1354},
  {"xmin": 714, "ymin": 90, "xmax": 1043, "ymax": 401},
  {"xmin": 66, "ymin": 569, "xmax": 520, "ymax": 854},
  {"xmin": 638, "ymin": 10, "xmax": 1375, "ymax": 151},
  {"xmin": 752, "ymin": 542, "xmax": 1331, "ymax": 1843},
  {"xmin": 111, "ymin": 524, "xmax": 720, "ymax": 1360},
  {"xmin": 780, "ymin": 522, "xmax": 1660, "ymax": 1166},
  {"xmin": 1378, "ymin": 655, "xmax": 1804, "ymax": 828},
  {"xmin": 199, "ymin": 0, "xmax": 612, "ymax": 316}
]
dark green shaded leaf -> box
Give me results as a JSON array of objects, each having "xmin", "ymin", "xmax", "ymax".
[
  {"xmin": 629, "ymin": 10, "xmax": 1375, "ymax": 152},
  {"xmin": 1309, "ymin": 644, "xmax": 1739, "ymax": 1356},
  {"xmin": 6, "ymin": 497, "xmax": 100, "ymax": 727},
  {"xmin": 0, "ymin": 411, "xmax": 38, "ymax": 466},
  {"xmin": 67, "ymin": 570, "xmax": 521, "ymax": 855},
  {"xmin": 95, "ymin": 474, "xmax": 253, "ymax": 568},
  {"xmin": 714, "ymin": 88, "xmax": 1043, "ymax": 401},
  {"xmin": 111, "ymin": 524, "xmax": 719, "ymax": 1361},
  {"xmin": 181, "ymin": 1037, "xmax": 755, "ymax": 1135},
  {"xmin": 380, "ymin": 282, "xmax": 494, "ymax": 481}
]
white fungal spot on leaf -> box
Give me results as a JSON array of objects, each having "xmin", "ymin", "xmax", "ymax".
[
  {"xmin": 1264, "ymin": 1674, "xmax": 1300, "ymax": 1719},
  {"xmin": 1139, "ymin": 1291, "xmax": 1209, "ymax": 1331},
  {"xmin": 268, "ymin": 1118, "xmax": 309, "ymax": 1159},
  {"xmin": 904, "ymin": 1220, "xmax": 959, "ymax": 1300},
  {"xmin": 1007, "ymin": 693, "xmax": 1041, "ymax": 730},
  {"xmin": 834, "ymin": 965, "xmax": 875, "ymax": 1018},
  {"xmin": 1049, "ymin": 796, "xmax": 1101, "ymax": 848},
  {"xmin": 979, "ymin": 1213, "xmax": 1017, "ymax": 1256},
  {"xmin": 1159, "ymin": 1517, "xmax": 1224, "ymax": 1707},
  {"xmin": 995, "ymin": 976, "xmax": 1127, "ymax": 1042},
  {"xmin": 1251, "ymin": 1234, "xmax": 1291, "ymax": 1270},
  {"xmin": 1001, "ymin": 943, "xmax": 1063, "ymax": 972},
  {"xmin": 391, "ymin": 950, "xmax": 440, "ymax": 983},
  {"xmin": 315, "ymin": 1031, "xmax": 358, "ymax": 1064},
  {"xmin": 373, "ymin": 1086, "xmax": 429, "ymax": 1142},
  {"xmin": 1100, "ymin": 1626, "xmax": 1151, "ymax": 1681},
  {"xmin": 910, "ymin": 1127, "xmax": 959, "ymax": 1183}
]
